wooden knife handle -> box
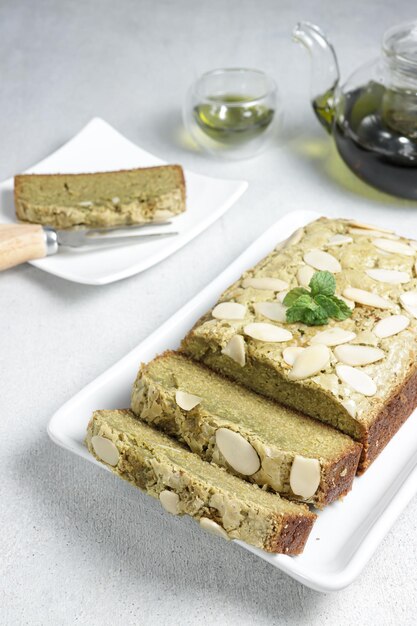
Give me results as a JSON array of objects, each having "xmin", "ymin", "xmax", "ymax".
[{"xmin": 0, "ymin": 223, "xmax": 47, "ymax": 271}]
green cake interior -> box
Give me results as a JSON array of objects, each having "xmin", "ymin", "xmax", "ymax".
[
  {"xmin": 16, "ymin": 167, "xmax": 183, "ymax": 207},
  {"xmin": 90, "ymin": 409, "xmax": 307, "ymax": 516},
  {"xmin": 141, "ymin": 352, "xmax": 356, "ymax": 460}
]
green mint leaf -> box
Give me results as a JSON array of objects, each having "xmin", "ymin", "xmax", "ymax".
[
  {"xmin": 286, "ymin": 299, "xmax": 329, "ymax": 325},
  {"xmin": 315, "ymin": 294, "xmax": 352, "ymax": 321},
  {"xmin": 309, "ymin": 271, "xmax": 336, "ymax": 297},
  {"xmin": 303, "ymin": 307, "xmax": 329, "ymax": 325},
  {"xmin": 314, "ymin": 294, "xmax": 340, "ymax": 317},
  {"xmin": 291, "ymin": 294, "xmax": 318, "ymax": 311},
  {"xmin": 286, "ymin": 306, "xmax": 307, "ymax": 323},
  {"xmin": 328, "ymin": 295, "xmax": 352, "ymax": 320},
  {"xmin": 283, "ymin": 287, "xmax": 310, "ymax": 307},
  {"xmin": 283, "ymin": 270, "xmax": 351, "ymax": 327}
]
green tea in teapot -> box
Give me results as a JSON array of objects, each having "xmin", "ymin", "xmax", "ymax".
[
  {"xmin": 295, "ymin": 21, "xmax": 417, "ymax": 199},
  {"xmin": 315, "ymin": 82, "xmax": 417, "ymax": 198}
]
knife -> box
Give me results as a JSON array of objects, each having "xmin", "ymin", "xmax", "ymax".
[{"xmin": 0, "ymin": 222, "xmax": 178, "ymax": 271}]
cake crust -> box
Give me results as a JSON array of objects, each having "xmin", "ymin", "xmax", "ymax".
[{"xmin": 359, "ymin": 362, "xmax": 417, "ymax": 472}]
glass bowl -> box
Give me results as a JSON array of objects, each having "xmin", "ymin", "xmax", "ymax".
[{"xmin": 183, "ymin": 68, "xmax": 280, "ymax": 159}]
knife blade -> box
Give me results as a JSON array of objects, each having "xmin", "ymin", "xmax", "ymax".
[
  {"xmin": 46, "ymin": 222, "xmax": 178, "ymax": 249},
  {"xmin": 0, "ymin": 222, "xmax": 179, "ymax": 271}
]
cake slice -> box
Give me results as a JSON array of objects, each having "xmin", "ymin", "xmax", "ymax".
[
  {"xmin": 131, "ymin": 352, "xmax": 361, "ymax": 508},
  {"xmin": 14, "ymin": 165, "xmax": 186, "ymax": 228},
  {"xmin": 86, "ymin": 409, "xmax": 316, "ymax": 555},
  {"xmin": 182, "ymin": 217, "xmax": 417, "ymax": 472}
]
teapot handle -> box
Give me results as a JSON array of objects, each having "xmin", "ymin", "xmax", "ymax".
[{"xmin": 293, "ymin": 22, "xmax": 340, "ymax": 131}]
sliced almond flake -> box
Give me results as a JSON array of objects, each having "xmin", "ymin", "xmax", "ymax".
[
  {"xmin": 297, "ymin": 265, "xmax": 315, "ymax": 288},
  {"xmin": 91, "ymin": 436, "xmax": 120, "ymax": 466},
  {"xmin": 215, "ymin": 428, "xmax": 260, "ymax": 476},
  {"xmin": 288, "ymin": 344, "xmax": 330, "ymax": 381},
  {"xmin": 303, "ymin": 249, "xmax": 341, "ymax": 273},
  {"xmin": 286, "ymin": 227, "xmax": 304, "ymax": 247},
  {"xmin": 402, "ymin": 304, "xmax": 417, "ymax": 319},
  {"xmin": 242, "ymin": 277, "xmax": 288, "ymax": 291},
  {"xmin": 154, "ymin": 209, "xmax": 174, "ymax": 219},
  {"xmin": 343, "ymin": 287, "xmax": 393, "ymax": 309},
  {"xmin": 311, "ymin": 373, "xmax": 339, "ymax": 395},
  {"xmin": 373, "ymin": 315, "xmax": 410, "ymax": 339},
  {"xmin": 212, "ymin": 302, "xmax": 246, "ymax": 320},
  {"xmin": 159, "ymin": 490, "xmax": 180, "ymax": 515},
  {"xmin": 400, "ymin": 290, "xmax": 417, "ymax": 306},
  {"xmin": 334, "ymin": 344, "xmax": 385, "ymax": 366},
  {"xmin": 400, "ymin": 290, "xmax": 417, "ymax": 318},
  {"xmin": 253, "ymin": 301, "xmax": 287, "ymax": 323},
  {"xmin": 327, "ymin": 234, "xmax": 353, "ymax": 246},
  {"xmin": 199, "ymin": 517, "xmax": 229, "ymax": 540},
  {"xmin": 310, "ymin": 327, "xmax": 356, "ymax": 347},
  {"xmin": 366, "ymin": 269, "xmax": 411, "ymax": 284},
  {"xmin": 289, "ymin": 456, "xmax": 320, "ymax": 499},
  {"xmin": 282, "ymin": 346, "xmax": 305, "ymax": 366},
  {"xmin": 336, "ymin": 364, "xmax": 377, "ymax": 396},
  {"xmin": 409, "ymin": 240, "xmax": 417, "ymax": 250},
  {"xmin": 341, "ymin": 398, "xmax": 357, "ymax": 418},
  {"xmin": 244, "ymin": 323, "xmax": 292, "ymax": 343},
  {"xmin": 175, "ymin": 390, "xmax": 202, "ymax": 411},
  {"xmin": 348, "ymin": 220, "xmax": 394, "ymax": 233},
  {"xmin": 277, "ymin": 290, "xmax": 289, "ymax": 303},
  {"xmin": 221, "ymin": 335, "xmax": 246, "ymax": 366},
  {"xmin": 373, "ymin": 238, "xmax": 415, "ymax": 257},
  {"xmin": 349, "ymin": 228, "xmax": 399, "ymax": 240}
]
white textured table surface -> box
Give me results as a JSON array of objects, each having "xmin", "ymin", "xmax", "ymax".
[{"xmin": 1, "ymin": 1, "xmax": 417, "ymax": 624}]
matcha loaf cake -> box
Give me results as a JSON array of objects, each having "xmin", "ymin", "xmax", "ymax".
[
  {"xmin": 86, "ymin": 409, "xmax": 316, "ymax": 554},
  {"xmin": 131, "ymin": 352, "xmax": 361, "ymax": 508},
  {"xmin": 182, "ymin": 217, "xmax": 417, "ymax": 472},
  {"xmin": 14, "ymin": 165, "xmax": 186, "ymax": 228}
]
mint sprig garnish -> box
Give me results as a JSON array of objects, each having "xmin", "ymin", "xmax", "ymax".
[{"xmin": 284, "ymin": 271, "xmax": 352, "ymax": 326}]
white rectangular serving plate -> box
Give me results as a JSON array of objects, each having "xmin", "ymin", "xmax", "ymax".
[
  {"xmin": 48, "ymin": 209, "xmax": 417, "ymax": 592},
  {"xmin": 0, "ymin": 118, "xmax": 247, "ymax": 285}
]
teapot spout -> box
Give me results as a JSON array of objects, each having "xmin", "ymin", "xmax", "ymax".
[{"xmin": 293, "ymin": 22, "xmax": 340, "ymax": 132}]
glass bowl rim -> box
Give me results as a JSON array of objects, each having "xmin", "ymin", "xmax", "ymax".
[{"xmin": 190, "ymin": 67, "xmax": 277, "ymax": 105}]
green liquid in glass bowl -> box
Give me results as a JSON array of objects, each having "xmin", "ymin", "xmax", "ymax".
[
  {"xmin": 184, "ymin": 69, "xmax": 278, "ymax": 159},
  {"xmin": 193, "ymin": 95, "xmax": 275, "ymax": 146}
]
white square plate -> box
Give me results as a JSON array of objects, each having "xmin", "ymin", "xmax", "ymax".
[
  {"xmin": 47, "ymin": 210, "xmax": 417, "ymax": 592},
  {"xmin": 0, "ymin": 118, "xmax": 247, "ymax": 285}
]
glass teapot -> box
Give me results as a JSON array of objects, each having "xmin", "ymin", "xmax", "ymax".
[{"xmin": 293, "ymin": 21, "xmax": 417, "ymax": 199}]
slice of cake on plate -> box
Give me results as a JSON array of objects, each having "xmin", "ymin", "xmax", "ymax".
[
  {"xmin": 86, "ymin": 409, "xmax": 316, "ymax": 555},
  {"xmin": 14, "ymin": 165, "xmax": 186, "ymax": 228},
  {"xmin": 131, "ymin": 351, "xmax": 361, "ymax": 508}
]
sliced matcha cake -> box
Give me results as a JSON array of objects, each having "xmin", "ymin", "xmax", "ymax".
[
  {"xmin": 14, "ymin": 165, "xmax": 186, "ymax": 228},
  {"xmin": 131, "ymin": 352, "xmax": 361, "ymax": 508},
  {"xmin": 86, "ymin": 409, "xmax": 316, "ymax": 554}
]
